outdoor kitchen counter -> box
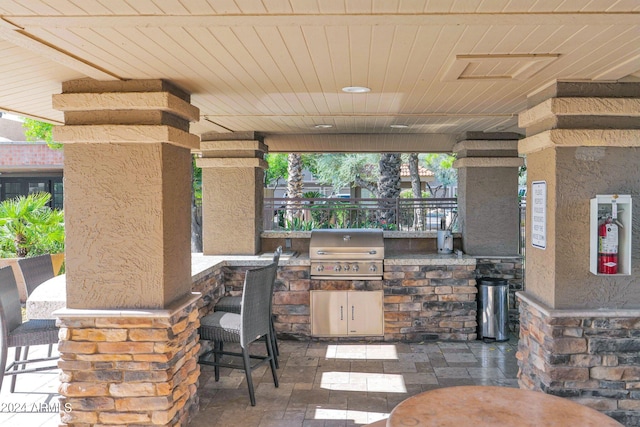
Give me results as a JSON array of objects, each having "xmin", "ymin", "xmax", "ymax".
[
  {"xmin": 196, "ymin": 251, "xmax": 479, "ymax": 341},
  {"xmin": 277, "ymin": 252, "xmax": 475, "ymax": 266},
  {"xmin": 384, "ymin": 253, "xmax": 475, "ymax": 266}
]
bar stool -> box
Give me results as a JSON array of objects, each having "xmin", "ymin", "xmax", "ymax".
[{"xmin": 213, "ymin": 246, "xmax": 282, "ymax": 367}]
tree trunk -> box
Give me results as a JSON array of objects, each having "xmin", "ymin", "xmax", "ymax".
[
  {"xmin": 408, "ymin": 153, "xmax": 423, "ymax": 230},
  {"xmin": 191, "ymin": 203, "xmax": 202, "ymax": 253},
  {"xmin": 377, "ymin": 153, "xmax": 402, "ymax": 225},
  {"xmin": 191, "ymin": 156, "xmax": 202, "ymax": 252},
  {"xmin": 286, "ymin": 153, "xmax": 304, "ymax": 223},
  {"xmin": 354, "ymin": 176, "xmax": 377, "ymax": 195}
]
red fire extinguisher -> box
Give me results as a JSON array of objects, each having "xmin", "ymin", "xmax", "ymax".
[{"xmin": 598, "ymin": 217, "xmax": 618, "ymax": 274}]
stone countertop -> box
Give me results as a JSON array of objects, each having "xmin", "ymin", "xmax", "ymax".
[
  {"xmin": 384, "ymin": 253, "xmax": 476, "ymax": 266},
  {"xmin": 191, "ymin": 251, "xmax": 307, "ymax": 280},
  {"xmin": 193, "ymin": 252, "xmax": 475, "ymax": 273},
  {"xmin": 261, "ymin": 231, "xmax": 461, "ymax": 238}
]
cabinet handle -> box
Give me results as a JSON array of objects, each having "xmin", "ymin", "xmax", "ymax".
[
  {"xmin": 352, "ymin": 305, "xmax": 355, "ymax": 321},
  {"xmin": 340, "ymin": 305, "xmax": 343, "ymax": 320}
]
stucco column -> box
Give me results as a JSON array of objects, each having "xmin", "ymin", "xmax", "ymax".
[
  {"xmin": 52, "ymin": 79, "xmax": 202, "ymax": 426},
  {"xmin": 197, "ymin": 132, "xmax": 267, "ymax": 255},
  {"xmin": 518, "ymin": 81, "xmax": 640, "ymax": 309},
  {"xmin": 516, "ymin": 81, "xmax": 640, "ymax": 424},
  {"xmin": 453, "ymin": 132, "xmax": 524, "ymax": 256}
]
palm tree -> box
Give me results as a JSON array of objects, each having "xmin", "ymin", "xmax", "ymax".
[
  {"xmin": 286, "ymin": 153, "xmax": 304, "ymax": 222},
  {"xmin": 377, "ymin": 153, "xmax": 402, "ymax": 225},
  {"xmin": 408, "ymin": 153, "xmax": 424, "ymax": 229},
  {"xmin": 0, "ymin": 192, "xmax": 64, "ymax": 257}
]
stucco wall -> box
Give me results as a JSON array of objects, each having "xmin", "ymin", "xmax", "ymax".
[
  {"xmin": 202, "ymin": 166, "xmax": 263, "ymax": 255},
  {"xmin": 458, "ymin": 166, "xmax": 520, "ymax": 256},
  {"xmin": 555, "ymin": 147, "xmax": 640, "ymax": 309},
  {"xmin": 526, "ymin": 147, "xmax": 640, "ymax": 309},
  {"xmin": 525, "ymin": 149, "xmax": 557, "ymax": 307},
  {"xmin": 65, "ymin": 142, "xmax": 192, "ymax": 309}
]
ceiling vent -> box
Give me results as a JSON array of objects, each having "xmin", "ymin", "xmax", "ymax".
[{"xmin": 442, "ymin": 54, "xmax": 559, "ymax": 82}]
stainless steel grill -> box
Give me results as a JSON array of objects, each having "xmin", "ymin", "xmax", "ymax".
[{"xmin": 309, "ymin": 229, "xmax": 384, "ymax": 280}]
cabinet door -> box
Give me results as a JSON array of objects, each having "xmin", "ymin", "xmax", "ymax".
[
  {"xmin": 348, "ymin": 291, "xmax": 384, "ymax": 336},
  {"xmin": 311, "ymin": 291, "xmax": 348, "ymax": 336}
]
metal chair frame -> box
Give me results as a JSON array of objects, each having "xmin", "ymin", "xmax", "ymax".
[
  {"xmin": 16, "ymin": 254, "xmax": 57, "ymax": 385},
  {"xmin": 0, "ymin": 266, "xmax": 59, "ymax": 393}
]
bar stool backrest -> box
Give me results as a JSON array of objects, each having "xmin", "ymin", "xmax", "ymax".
[
  {"xmin": 240, "ymin": 262, "xmax": 277, "ymax": 347},
  {"xmin": 17, "ymin": 255, "xmax": 54, "ymax": 297},
  {"xmin": 0, "ymin": 266, "xmax": 23, "ymax": 337}
]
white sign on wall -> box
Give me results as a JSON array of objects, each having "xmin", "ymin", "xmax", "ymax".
[{"xmin": 531, "ymin": 181, "xmax": 547, "ymax": 250}]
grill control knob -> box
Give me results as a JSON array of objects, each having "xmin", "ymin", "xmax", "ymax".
[
  {"xmin": 369, "ymin": 264, "xmax": 377, "ymax": 272},
  {"xmin": 343, "ymin": 264, "xmax": 350, "ymax": 271},
  {"xmin": 351, "ymin": 264, "xmax": 359, "ymax": 272},
  {"xmin": 334, "ymin": 264, "xmax": 342, "ymax": 272},
  {"xmin": 316, "ymin": 265, "xmax": 324, "ymax": 272}
]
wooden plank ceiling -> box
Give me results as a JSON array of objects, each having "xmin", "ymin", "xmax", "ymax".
[{"xmin": 0, "ymin": 1, "xmax": 638, "ymax": 152}]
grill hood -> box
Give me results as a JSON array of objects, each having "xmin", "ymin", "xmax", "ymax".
[{"xmin": 309, "ymin": 229, "xmax": 384, "ymax": 260}]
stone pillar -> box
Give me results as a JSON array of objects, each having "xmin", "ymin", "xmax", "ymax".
[
  {"xmin": 516, "ymin": 81, "xmax": 640, "ymax": 425},
  {"xmin": 197, "ymin": 132, "xmax": 267, "ymax": 255},
  {"xmin": 53, "ymin": 79, "xmax": 202, "ymax": 426},
  {"xmin": 453, "ymin": 132, "xmax": 524, "ymax": 256}
]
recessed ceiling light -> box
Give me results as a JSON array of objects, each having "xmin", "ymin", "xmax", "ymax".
[
  {"xmin": 341, "ymin": 86, "xmax": 371, "ymax": 93},
  {"xmin": 314, "ymin": 124, "xmax": 333, "ymax": 128},
  {"xmin": 390, "ymin": 124, "xmax": 409, "ymax": 129}
]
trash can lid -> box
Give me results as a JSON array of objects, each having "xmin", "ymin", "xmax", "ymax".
[{"xmin": 477, "ymin": 277, "xmax": 508, "ymax": 286}]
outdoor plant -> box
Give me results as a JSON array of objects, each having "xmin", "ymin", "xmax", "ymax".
[
  {"xmin": 284, "ymin": 217, "xmax": 319, "ymax": 231},
  {"xmin": 0, "ymin": 192, "xmax": 65, "ymax": 258}
]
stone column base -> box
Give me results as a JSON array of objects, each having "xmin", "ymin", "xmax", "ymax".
[
  {"xmin": 517, "ymin": 292, "xmax": 640, "ymax": 426},
  {"xmin": 55, "ymin": 294, "xmax": 201, "ymax": 426}
]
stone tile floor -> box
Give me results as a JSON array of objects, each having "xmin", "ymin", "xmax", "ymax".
[
  {"xmin": 191, "ymin": 335, "xmax": 519, "ymax": 427},
  {"xmin": 0, "ymin": 336, "xmax": 519, "ymax": 427},
  {"xmin": 0, "ymin": 345, "xmax": 62, "ymax": 427}
]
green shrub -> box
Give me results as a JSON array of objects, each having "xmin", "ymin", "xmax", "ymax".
[{"xmin": 0, "ymin": 192, "xmax": 65, "ymax": 258}]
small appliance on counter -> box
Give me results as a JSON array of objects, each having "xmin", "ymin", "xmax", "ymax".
[{"xmin": 437, "ymin": 229, "xmax": 453, "ymax": 254}]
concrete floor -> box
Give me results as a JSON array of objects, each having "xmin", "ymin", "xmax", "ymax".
[{"xmin": 0, "ymin": 336, "xmax": 519, "ymax": 427}]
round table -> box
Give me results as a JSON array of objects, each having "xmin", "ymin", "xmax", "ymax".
[{"xmin": 387, "ymin": 386, "xmax": 623, "ymax": 427}]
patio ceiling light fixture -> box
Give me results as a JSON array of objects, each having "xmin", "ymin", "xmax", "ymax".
[{"xmin": 341, "ymin": 86, "xmax": 370, "ymax": 93}]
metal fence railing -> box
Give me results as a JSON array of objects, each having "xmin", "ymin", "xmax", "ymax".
[{"xmin": 263, "ymin": 197, "xmax": 458, "ymax": 232}]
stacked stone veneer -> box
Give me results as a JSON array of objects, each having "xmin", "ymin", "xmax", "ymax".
[
  {"xmin": 192, "ymin": 264, "xmax": 226, "ymax": 318},
  {"xmin": 475, "ymin": 256, "xmax": 524, "ymax": 331},
  {"xmin": 56, "ymin": 298, "xmax": 201, "ymax": 427},
  {"xmin": 518, "ymin": 293, "xmax": 640, "ymax": 427},
  {"xmin": 224, "ymin": 261, "xmax": 478, "ymax": 341},
  {"xmin": 383, "ymin": 263, "xmax": 478, "ymax": 341}
]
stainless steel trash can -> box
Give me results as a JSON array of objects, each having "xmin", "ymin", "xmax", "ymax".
[{"xmin": 477, "ymin": 278, "xmax": 509, "ymax": 342}]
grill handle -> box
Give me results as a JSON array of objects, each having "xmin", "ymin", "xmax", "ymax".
[{"xmin": 316, "ymin": 250, "xmax": 377, "ymax": 255}]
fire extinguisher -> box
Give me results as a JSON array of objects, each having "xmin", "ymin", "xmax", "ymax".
[{"xmin": 598, "ymin": 216, "xmax": 618, "ymax": 274}]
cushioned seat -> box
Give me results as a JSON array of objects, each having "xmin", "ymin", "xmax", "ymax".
[{"xmin": 200, "ymin": 311, "xmax": 241, "ymax": 342}]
